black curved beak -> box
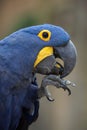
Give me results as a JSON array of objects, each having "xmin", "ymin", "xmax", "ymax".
[
  {"xmin": 34, "ymin": 40, "xmax": 77, "ymax": 78},
  {"xmin": 54, "ymin": 40, "xmax": 77, "ymax": 78}
]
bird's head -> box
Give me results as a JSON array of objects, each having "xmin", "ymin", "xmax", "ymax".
[
  {"xmin": 26, "ymin": 24, "xmax": 77, "ymax": 78},
  {"xmin": 20, "ymin": 24, "xmax": 77, "ymax": 78},
  {"xmin": 25, "ymin": 24, "xmax": 77, "ymax": 78}
]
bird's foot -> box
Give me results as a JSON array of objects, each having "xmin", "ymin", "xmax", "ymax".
[{"xmin": 37, "ymin": 75, "xmax": 76, "ymax": 101}]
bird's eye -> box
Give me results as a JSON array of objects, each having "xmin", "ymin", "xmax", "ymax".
[{"xmin": 38, "ymin": 30, "xmax": 51, "ymax": 41}]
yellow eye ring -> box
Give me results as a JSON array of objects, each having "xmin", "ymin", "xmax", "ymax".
[{"xmin": 38, "ymin": 30, "xmax": 51, "ymax": 41}]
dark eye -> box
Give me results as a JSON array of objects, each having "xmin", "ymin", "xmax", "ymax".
[
  {"xmin": 42, "ymin": 32, "xmax": 49, "ymax": 38},
  {"xmin": 38, "ymin": 29, "xmax": 51, "ymax": 41}
]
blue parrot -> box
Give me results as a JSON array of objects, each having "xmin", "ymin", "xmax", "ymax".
[{"xmin": 0, "ymin": 24, "xmax": 77, "ymax": 130}]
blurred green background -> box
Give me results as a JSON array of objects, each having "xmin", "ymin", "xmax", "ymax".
[{"xmin": 0, "ymin": 0, "xmax": 87, "ymax": 130}]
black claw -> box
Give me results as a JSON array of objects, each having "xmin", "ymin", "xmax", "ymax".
[
  {"xmin": 60, "ymin": 84, "xmax": 71, "ymax": 95},
  {"xmin": 44, "ymin": 86, "xmax": 55, "ymax": 102},
  {"xmin": 65, "ymin": 87, "xmax": 71, "ymax": 95},
  {"xmin": 46, "ymin": 96, "xmax": 55, "ymax": 102}
]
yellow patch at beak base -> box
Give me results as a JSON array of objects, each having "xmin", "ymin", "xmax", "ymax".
[{"xmin": 34, "ymin": 47, "xmax": 53, "ymax": 68}]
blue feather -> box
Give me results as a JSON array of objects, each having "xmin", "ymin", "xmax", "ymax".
[{"xmin": 0, "ymin": 24, "xmax": 70, "ymax": 130}]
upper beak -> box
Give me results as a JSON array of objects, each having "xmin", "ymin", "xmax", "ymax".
[{"xmin": 54, "ymin": 40, "xmax": 77, "ymax": 78}]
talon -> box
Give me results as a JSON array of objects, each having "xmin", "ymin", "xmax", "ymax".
[
  {"xmin": 61, "ymin": 84, "xmax": 71, "ymax": 95},
  {"xmin": 45, "ymin": 86, "xmax": 55, "ymax": 102},
  {"xmin": 66, "ymin": 87, "xmax": 71, "ymax": 95},
  {"xmin": 47, "ymin": 96, "xmax": 55, "ymax": 102}
]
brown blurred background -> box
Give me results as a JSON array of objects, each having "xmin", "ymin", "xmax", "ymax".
[{"xmin": 0, "ymin": 0, "xmax": 87, "ymax": 130}]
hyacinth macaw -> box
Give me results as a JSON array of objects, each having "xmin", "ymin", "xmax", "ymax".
[{"xmin": 0, "ymin": 24, "xmax": 77, "ymax": 130}]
